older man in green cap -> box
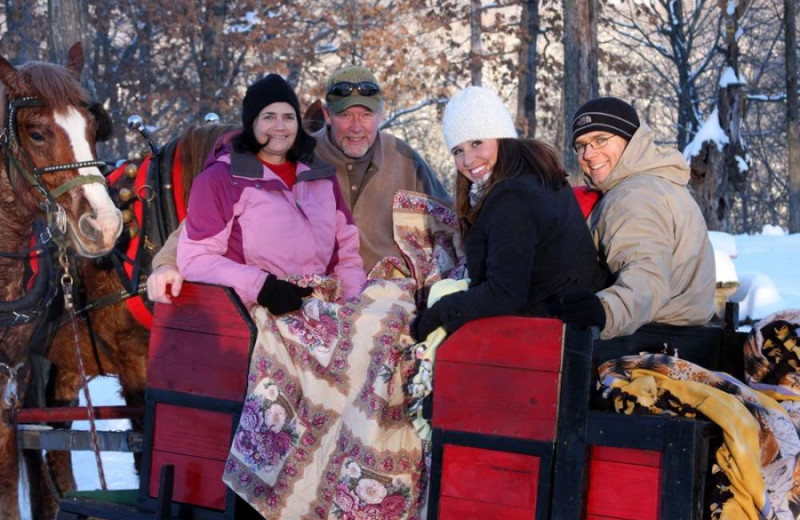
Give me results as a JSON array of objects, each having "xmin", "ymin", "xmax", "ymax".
[
  {"xmin": 313, "ymin": 65, "xmax": 448, "ymax": 272},
  {"xmin": 147, "ymin": 66, "xmax": 448, "ymax": 303}
]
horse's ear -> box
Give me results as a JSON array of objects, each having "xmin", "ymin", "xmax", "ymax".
[
  {"xmin": 0, "ymin": 55, "xmax": 20, "ymax": 94},
  {"xmin": 303, "ymin": 99, "xmax": 325, "ymax": 133},
  {"xmin": 67, "ymin": 42, "xmax": 84, "ymax": 75},
  {"xmin": 89, "ymin": 102, "xmax": 114, "ymax": 142}
]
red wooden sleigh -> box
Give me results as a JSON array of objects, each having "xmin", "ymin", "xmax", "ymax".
[{"xmin": 52, "ymin": 282, "xmax": 744, "ymax": 520}]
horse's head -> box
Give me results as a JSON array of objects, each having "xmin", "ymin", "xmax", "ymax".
[{"xmin": 0, "ymin": 43, "xmax": 122, "ymax": 257}]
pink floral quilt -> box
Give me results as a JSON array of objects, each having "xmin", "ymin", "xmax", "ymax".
[{"xmin": 222, "ymin": 192, "xmax": 463, "ymax": 520}]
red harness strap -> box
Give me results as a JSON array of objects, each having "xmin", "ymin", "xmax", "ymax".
[
  {"xmin": 126, "ymin": 157, "xmax": 153, "ymax": 328},
  {"xmin": 172, "ymin": 144, "xmax": 186, "ymax": 221},
  {"xmin": 105, "ymin": 159, "xmax": 154, "ymax": 329},
  {"xmin": 26, "ymin": 235, "xmax": 39, "ymax": 291}
]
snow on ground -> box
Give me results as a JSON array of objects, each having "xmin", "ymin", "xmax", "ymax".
[
  {"xmin": 723, "ymin": 229, "xmax": 800, "ymax": 322},
  {"xmin": 19, "ymin": 376, "xmax": 136, "ymax": 520}
]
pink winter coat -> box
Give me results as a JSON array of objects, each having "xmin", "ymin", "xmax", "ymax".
[{"xmin": 177, "ymin": 137, "xmax": 365, "ymax": 305}]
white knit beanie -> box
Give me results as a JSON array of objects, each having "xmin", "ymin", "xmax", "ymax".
[{"xmin": 442, "ymin": 86, "xmax": 518, "ymax": 151}]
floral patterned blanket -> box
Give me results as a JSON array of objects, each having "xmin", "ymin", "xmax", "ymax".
[
  {"xmin": 599, "ymin": 310, "xmax": 800, "ymax": 520},
  {"xmin": 221, "ymin": 192, "xmax": 464, "ymax": 520}
]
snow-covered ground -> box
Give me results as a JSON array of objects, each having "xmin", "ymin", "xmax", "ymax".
[
  {"xmin": 710, "ymin": 227, "xmax": 800, "ymax": 322},
  {"xmin": 18, "ymin": 227, "xmax": 800, "ymax": 519},
  {"xmin": 19, "ymin": 377, "xmax": 137, "ymax": 519}
]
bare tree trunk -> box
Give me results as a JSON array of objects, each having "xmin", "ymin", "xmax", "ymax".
[
  {"xmin": 787, "ymin": 0, "xmax": 800, "ymax": 232},
  {"xmin": 662, "ymin": 0, "xmax": 700, "ymax": 151},
  {"xmin": 198, "ymin": 0, "xmax": 227, "ymax": 118},
  {"xmin": 563, "ymin": 0, "xmax": 599, "ymax": 183},
  {"xmin": 517, "ymin": 0, "xmax": 540, "ymax": 138},
  {"xmin": 4, "ymin": 0, "xmax": 39, "ymax": 62},
  {"xmin": 49, "ymin": 0, "xmax": 95, "ymax": 98},
  {"xmin": 689, "ymin": 1, "xmax": 750, "ymax": 231},
  {"xmin": 470, "ymin": 0, "xmax": 483, "ymax": 85}
]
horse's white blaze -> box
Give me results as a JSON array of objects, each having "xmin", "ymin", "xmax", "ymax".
[{"xmin": 54, "ymin": 108, "xmax": 122, "ymax": 249}]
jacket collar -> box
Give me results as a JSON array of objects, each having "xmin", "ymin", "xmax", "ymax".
[
  {"xmin": 228, "ymin": 147, "xmax": 335, "ymax": 182},
  {"xmin": 313, "ymin": 125, "xmax": 384, "ymax": 170},
  {"xmin": 585, "ymin": 122, "xmax": 690, "ymax": 193}
]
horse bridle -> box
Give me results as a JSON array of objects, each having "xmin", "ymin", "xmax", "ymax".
[
  {"xmin": 0, "ymin": 95, "xmax": 108, "ymax": 326},
  {"xmin": 1, "ymin": 96, "xmax": 108, "ymax": 241}
]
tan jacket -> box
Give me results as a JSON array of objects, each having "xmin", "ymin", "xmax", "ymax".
[
  {"xmin": 587, "ymin": 123, "xmax": 716, "ymax": 339},
  {"xmin": 312, "ymin": 127, "xmax": 449, "ymax": 273}
]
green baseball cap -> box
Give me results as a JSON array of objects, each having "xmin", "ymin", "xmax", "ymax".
[{"xmin": 325, "ymin": 65, "xmax": 383, "ymax": 114}]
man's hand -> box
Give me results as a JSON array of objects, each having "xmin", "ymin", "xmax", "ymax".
[
  {"xmin": 549, "ymin": 288, "xmax": 606, "ymax": 330},
  {"xmin": 146, "ymin": 265, "xmax": 184, "ymax": 304}
]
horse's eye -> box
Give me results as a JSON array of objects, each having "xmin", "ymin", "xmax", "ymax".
[{"xmin": 29, "ymin": 131, "xmax": 45, "ymax": 142}]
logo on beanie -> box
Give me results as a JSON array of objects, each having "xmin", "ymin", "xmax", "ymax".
[{"xmin": 576, "ymin": 115, "xmax": 592, "ymax": 127}]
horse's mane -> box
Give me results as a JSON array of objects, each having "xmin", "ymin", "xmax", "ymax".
[
  {"xmin": 16, "ymin": 61, "xmax": 88, "ymax": 110},
  {"xmin": 177, "ymin": 123, "xmax": 237, "ymax": 205}
]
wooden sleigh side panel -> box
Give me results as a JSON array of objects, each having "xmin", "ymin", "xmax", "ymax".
[
  {"xmin": 429, "ymin": 317, "xmax": 594, "ymax": 520},
  {"xmin": 142, "ymin": 282, "xmax": 257, "ymax": 517}
]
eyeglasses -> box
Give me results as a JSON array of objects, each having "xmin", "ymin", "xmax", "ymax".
[
  {"xmin": 326, "ymin": 81, "xmax": 381, "ymax": 98},
  {"xmin": 573, "ymin": 134, "xmax": 616, "ymax": 155}
]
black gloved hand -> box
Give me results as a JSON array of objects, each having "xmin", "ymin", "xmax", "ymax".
[
  {"xmin": 257, "ymin": 274, "xmax": 313, "ymax": 315},
  {"xmin": 410, "ymin": 303, "xmax": 444, "ymax": 342},
  {"xmin": 549, "ymin": 288, "xmax": 606, "ymax": 330}
]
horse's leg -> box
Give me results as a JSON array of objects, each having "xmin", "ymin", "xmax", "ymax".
[
  {"xmin": 22, "ymin": 354, "xmax": 59, "ymax": 520},
  {"xmin": 44, "ymin": 328, "xmax": 84, "ymax": 497},
  {"xmin": 23, "ymin": 449, "xmax": 59, "ymax": 520},
  {"xmin": 43, "ymin": 365, "xmax": 80, "ymax": 496},
  {"xmin": 0, "ymin": 407, "xmax": 21, "ymax": 520},
  {"xmin": 113, "ymin": 326, "xmax": 149, "ymax": 476}
]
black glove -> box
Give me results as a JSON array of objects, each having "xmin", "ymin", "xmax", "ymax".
[
  {"xmin": 257, "ymin": 274, "xmax": 313, "ymax": 315},
  {"xmin": 549, "ymin": 288, "xmax": 606, "ymax": 330},
  {"xmin": 410, "ymin": 303, "xmax": 444, "ymax": 342}
]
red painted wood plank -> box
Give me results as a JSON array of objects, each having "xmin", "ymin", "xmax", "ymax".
[
  {"xmin": 152, "ymin": 404, "xmax": 233, "ymax": 460},
  {"xmin": 586, "ymin": 459, "xmax": 661, "ymax": 520},
  {"xmin": 147, "ymin": 326, "xmax": 249, "ymax": 400},
  {"xmin": 16, "ymin": 406, "xmax": 144, "ymax": 423},
  {"xmin": 152, "ymin": 283, "xmax": 251, "ymax": 338},
  {"xmin": 591, "ymin": 446, "xmax": 662, "ymax": 467},
  {"xmin": 149, "ymin": 450, "xmax": 226, "ymax": 510},
  {"xmin": 440, "ymin": 445, "xmax": 540, "ymax": 511},
  {"xmin": 438, "ymin": 496, "xmax": 535, "ymax": 520},
  {"xmin": 148, "ymin": 326, "xmax": 250, "ymax": 370},
  {"xmin": 437, "ymin": 317, "xmax": 563, "ymax": 372},
  {"xmin": 433, "ymin": 361, "xmax": 559, "ymax": 440}
]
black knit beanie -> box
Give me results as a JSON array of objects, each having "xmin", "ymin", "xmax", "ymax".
[
  {"xmin": 241, "ymin": 74, "xmax": 301, "ymax": 147},
  {"xmin": 571, "ymin": 97, "xmax": 640, "ymax": 144}
]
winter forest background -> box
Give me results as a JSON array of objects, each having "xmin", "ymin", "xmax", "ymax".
[{"xmin": 0, "ymin": 0, "xmax": 797, "ymax": 235}]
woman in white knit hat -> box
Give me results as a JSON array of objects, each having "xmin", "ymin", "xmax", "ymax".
[{"xmin": 411, "ymin": 86, "xmax": 609, "ymax": 341}]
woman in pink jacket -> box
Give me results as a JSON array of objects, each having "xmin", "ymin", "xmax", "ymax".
[{"xmin": 177, "ymin": 74, "xmax": 365, "ymax": 313}]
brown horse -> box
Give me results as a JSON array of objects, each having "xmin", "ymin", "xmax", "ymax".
[
  {"xmin": 39, "ymin": 121, "xmax": 236, "ymax": 514},
  {"xmin": 0, "ymin": 43, "xmax": 123, "ymax": 520}
]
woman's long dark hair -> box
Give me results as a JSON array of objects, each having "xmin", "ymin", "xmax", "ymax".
[
  {"xmin": 455, "ymin": 138, "xmax": 568, "ymax": 236},
  {"xmin": 232, "ymin": 112, "xmax": 317, "ymax": 165}
]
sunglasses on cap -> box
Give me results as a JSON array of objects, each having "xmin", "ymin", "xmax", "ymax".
[{"xmin": 326, "ymin": 81, "xmax": 381, "ymax": 98}]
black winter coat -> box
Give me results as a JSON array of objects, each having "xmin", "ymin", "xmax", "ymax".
[{"xmin": 433, "ymin": 175, "xmax": 609, "ymax": 333}]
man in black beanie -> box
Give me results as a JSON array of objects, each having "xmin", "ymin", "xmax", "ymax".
[{"xmin": 551, "ymin": 96, "xmax": 716, "ymax": 340}]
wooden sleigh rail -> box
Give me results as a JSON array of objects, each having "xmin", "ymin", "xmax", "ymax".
[
  {"xmin": 17, "ymin": 405, "xmax": 146, "ymax": 423},
  {"xmin": 55, "ymin": 283, "xmax": 745, "ymax": 520},
  {"xmin": 17, "ymin": 405, "xmax": 146, "ymax": 452}
]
